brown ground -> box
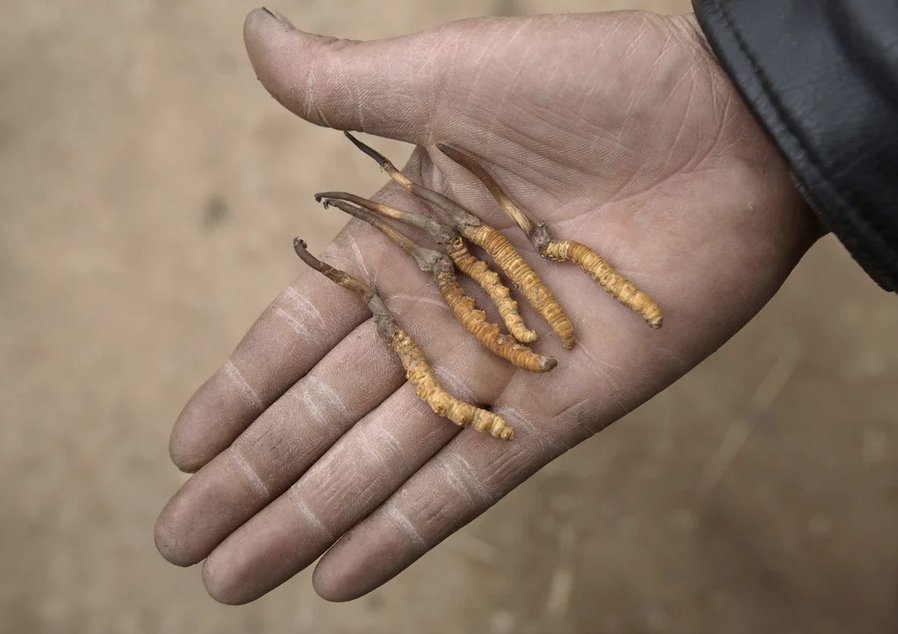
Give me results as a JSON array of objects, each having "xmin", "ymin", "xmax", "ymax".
[{"xmin": 2, "ymin": 1, "xmax": 896, "ymax": 633}]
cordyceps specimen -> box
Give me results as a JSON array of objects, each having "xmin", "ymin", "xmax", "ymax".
[
  {"xmin": 293, "ymin": 239, "xmax": 515, "ymax": 440},
  {"xmin": 344, "ymin": 132, "xmax": 576, "ymax": 349},
  {"xmin": 436, "ymin": 143, "xmax": 663, "ymax": 329},
  {"xmin": 316, "ymin": 195, "xmax": 556, "ymax": 373},
  {"xmin": 315, "ymin": 190, "xmax": 538, "ymax": 344}
]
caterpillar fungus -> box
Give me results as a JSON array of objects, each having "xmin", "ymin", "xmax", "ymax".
[
  {"xmin": 436, "ymin": 143, "xmax": 663, "ymax": 329},
  {"xmin": 316, "ymin": 197, "xmax": 556, "ymax": 373},
  {"xmin": 293, "ymin": 239, "xmax": 515, "ymax": 440},
  {"xmin": 344, "ymin": 132, "xmax": 576, "ymax": 349},
  {"xmin": 315, "ymin": 191, "xmax": 537, "ymax": 344}
]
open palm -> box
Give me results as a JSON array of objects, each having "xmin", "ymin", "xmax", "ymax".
[{"xmin": 155, "ymin": 8, "xmax": 819, "ymax": 603}]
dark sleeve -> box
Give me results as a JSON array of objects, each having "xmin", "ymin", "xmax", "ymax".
[{"xmin": 692, "ymin": 0, "xmax": 898, "ymax": 292}]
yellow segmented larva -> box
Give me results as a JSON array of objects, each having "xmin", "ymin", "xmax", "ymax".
[
  {"xmin": 444, "ymin": 236, "xmax": 538, "ymax": 344},
  {"xmin": 544, "ymin": 240, "xmax": 662, "ymax": 328},
  {"xmin": 435, "ymin": 141, "xmax": 664, "ymax": 329},
  {"xmin": 465, "ymin": 224, "xmax": 575, "ymax": 349},
  {"xmin": 434, "ymin": 267, "xmax": 556, "ymax": 373},
  {"xmin": 293, "ymin": 238, "xmax": 515, "ymax": 441},
  {"xmin": 390, "ymin": 328, "xmax": 514, "ymax": 440}
]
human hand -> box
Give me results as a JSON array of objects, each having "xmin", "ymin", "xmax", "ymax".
[{"xmin": 155, "ymin": 7, "xmax": 820, "ymax": 603}]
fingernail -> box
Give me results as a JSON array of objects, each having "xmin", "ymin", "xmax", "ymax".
[{"xmin": 262, "ymin": 6, "xmax": 295, "ymax": 30}]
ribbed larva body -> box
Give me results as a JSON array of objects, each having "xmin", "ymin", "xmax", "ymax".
[
  {"xmin": 445, "ymin": 237, "xmax": 538, "ymax": 344},
  {"xmin": 545, "ymin": 240, "xmax": 663, "ymax": 328},
  {"xmin": 466, "ymin": 224, "xmax": 575, "ymax": 349},
  {"xmin": 435, "ymin": 269, "xmax": 556, "ymax": 372},
  {"xmin": 389, "ymin": 328, "xmax": 514, "ymax": 440}
]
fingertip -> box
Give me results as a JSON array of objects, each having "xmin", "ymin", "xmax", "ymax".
[
  {"xmin": 310, "ymin": 565, "xmax": 345, "ymax": 602},
  {"xmin": 311, "ymin": 531, "xmax": 370, "ymax": 601},
  {"xmin": 168, "ymin": 428, "xmax": 203, "ymax": 473},
  {"xmin": 243, "ymin": 7, "xmax": 295, "ymax": 97},
  {"xmin": 168, "ymin": 397, "xmax": 213, "ymax": 473},
  {"xmin": 312, "ymin": 555, "xmax": 365, "ymax": 602},
  {"xmin": 169, "ymin": 367, "xmax": 262, "ymax": 473},
  {"xmin": 244, "ymin": 6, "xmax": 318, "ymax": 111},
  {"xmin": 154, "ymin": 496, "xmax": 201, "ymax": 568},
  {"xmin": 202, "ymin": 554, "xmax": 251, "ymax": 605},
  {"xmin": 243, "ymin": 9, "xmax": 272, "ymax": 55},
  {"xmin": 313, "ymin": 528, "xmax": 418, "ymax": 602},
  {"xmin": 244, "ymin": 7, "xmax": 293, "ymax": 43}
]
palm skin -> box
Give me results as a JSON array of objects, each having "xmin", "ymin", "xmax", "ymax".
[{"xmin": 155, "ymin": 8, "xmax": 820, "ymax": 604}]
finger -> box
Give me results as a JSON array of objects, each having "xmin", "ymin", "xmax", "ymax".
[
  {"xmin": 243, "ymin": 7, "xmax": 448, "ymax": 143},
  {"xmin": 199, "ymin": 290, "xmax": 524, "ymax": 604},
  {"xmin": 169, "ymin": 228, "xmax": 375, "ymax": 472},
  {"xmin": 309, "ymin": 373, "xmax": 604, "ymax": 602},
  {"xmin": 155, "ymin": 315, "xmax": 406, "ymax": 567}
]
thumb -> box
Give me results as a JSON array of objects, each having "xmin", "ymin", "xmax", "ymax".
[{"xmin": 244, "ymin": 7, "xmax": 446, "ymax": 143}]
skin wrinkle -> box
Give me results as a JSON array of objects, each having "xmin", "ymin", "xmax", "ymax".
[
  {"xmin": 614, "ymin": 28, "xmax": 662, "ymax": 144},
  {"xmin": 557, "ymin": 393, "xmax": 599, "ymax": 436},
  {"xmin": 374, "ymin": 426, "xmax": 413, "ymax": 475},
  {"xmin": 281, "ymin": 286, "xmax": 326, "ymax": 329},
  {"xmin": 386, "ymin": 282, "xmax": 469, "ymax": 339},
  {"xmin": 228, "ymin": 445, "xmax": 271, "ymax": 499},
  {"xmin": 698, "ymin": 82, "xmax": 737, "ymax": 166},
  {"xmin": 566, "ymin": 342, "xmax": 631, "ymax": 416},
  {"xmin": 345, "ymin": 233, "xmax": 373, "ymax": 284},
  {"xmin": 491, "ymin": 405, "xmax": 562, "ymax": 460},
  {"xmin": 302, "ymin": 48, "xmax": 316, "ymax": 122},
  {"xmin": 223, "ymin": 359, "xmax": 264, "ymax": 413},
  {"xmin": 356, "ymin": 422, "xmax": 415, "ymax": 478},
  {"xmin": 423, "ymin": 32, "xmax": 453, "ymax": 144},
  {"xmin": 431, "ymin": 365, "xmax": 481, "ymax": 406},
  {"xmin": 449, "ymin": 114, "xmax": 572, "ymax": 195},
  {"xmin": 472, "ymin": 19, "xmax": 541, "ymax": 142},
  {"xmin": 620, "ymin": 16, "xmax": 657, "ymax": 66},
  {"xmin": 385, "ymin": 505, "xmax": 428, "ymax": 550},
  {"xmin": 499, "ymin": 124, "xmax": 586, "ymax": 191},
  {"xmin": 291, "ymin": 492, "xmax": 336, "ymax": 542},
  {"xmin": 658, "ymin": 67, "xmax": 704, "ymax": 173},
  {"xmin": 272, "ymin": 306, "xmax": 314, "ymax": 342},
  {"xmin": 457, "ymin": 20, "xmax": 512, "ymax": 114},
  {"xmin": 299, "ymin": 374, "xmax": 350, "ymax": 428},
  {"xmin": 478, "ymin": 434, "xmax": 538, "ymax": 488},
  {"xmin": 433, "ymin": 454, "xmax": 478, "ymax": 506},
  {"xmin": 385, "ymin": 292, "xmax": 450, "ymax": 314},
  {"xmin": 238, "ymin": 414, "xmax": 279, "ymax": 450},
  {"xmin": 345, "ymin": 53, "xmax": 366, "ymax": 132},
  {"xmin": 435, "ymin": 452, "xmax": 493, "ymax": 506}
]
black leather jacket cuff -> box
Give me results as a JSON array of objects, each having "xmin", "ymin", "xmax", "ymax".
[{"xmin": 693, "ymin": 0, "xmax": 898, "ymax": 292}]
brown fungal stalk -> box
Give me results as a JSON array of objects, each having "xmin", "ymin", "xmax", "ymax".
[
  {"xmin": 293, "ymin": 238, "xmax": 514, "ymax": 440},
  {"xmin": 317, "ymin": 196, "xmax": 555, "ymax": 373},
  {"xmin": 317, "ymin": 191, "xmax": 537, "ymax": 344},
  {"xmin": 344, "ymin": 132, "xmax": 576, "ymax": 349},
  {"xmin": 436, "ymin": 143, "xmax": 663, "ymax": 329}
]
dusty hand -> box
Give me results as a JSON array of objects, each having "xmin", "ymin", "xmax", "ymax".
[{"xmin": 155, "ymin": 8, "xmax": 819, "ymax": 603}]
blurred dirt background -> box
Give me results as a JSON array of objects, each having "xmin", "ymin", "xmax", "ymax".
[{"xmin": 1, "ymin": 1, "xmax": 896, "ymax": 632}]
